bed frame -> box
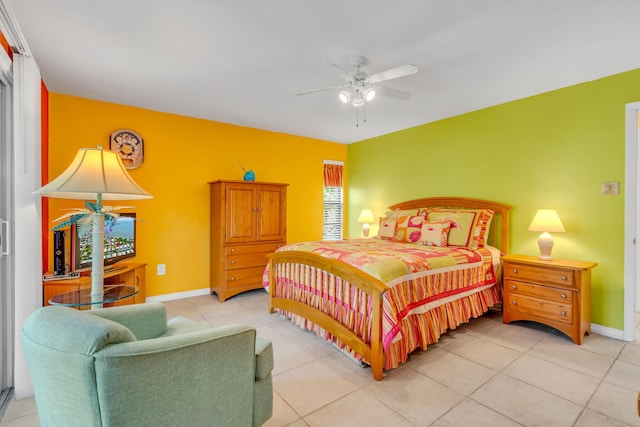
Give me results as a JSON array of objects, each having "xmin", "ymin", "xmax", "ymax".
[{"xmin": 268, "ymin": 197, "xmax": 511, "ymax": 380}]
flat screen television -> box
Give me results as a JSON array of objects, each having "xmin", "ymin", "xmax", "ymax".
[{"xmin": 72, "ymin": 213, "xmax": 137, "ymax": 272}]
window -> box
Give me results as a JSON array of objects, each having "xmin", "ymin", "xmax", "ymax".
[{"xmin": 323, "ymin": 161, "xmax": 343, "ymax": 240}]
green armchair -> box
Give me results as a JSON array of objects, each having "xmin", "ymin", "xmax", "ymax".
[{"xmin": 21, "ymin": 302, "xmax": 273, "ymax": 427}]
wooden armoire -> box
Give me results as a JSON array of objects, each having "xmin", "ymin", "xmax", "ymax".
[{"xmin": 209, "ymin": 180, "xmax": 287, "ymax": 301}]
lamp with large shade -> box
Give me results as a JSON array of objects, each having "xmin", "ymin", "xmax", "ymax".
[
  {"xmin": 528, "ymin": 209, "xmax": 565, "ymax": 260},
  {"xmin": 34, "ymin": 146, "xmax": 152, "ymax": 307}
]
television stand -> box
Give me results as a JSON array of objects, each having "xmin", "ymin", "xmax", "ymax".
[
  {"xmin": 104, "ymin": 265, "xmax": 128, "ymax": 274},
  {"xmin": 43, "ymin": 262, "xmax": 147, "ymax": 308}
]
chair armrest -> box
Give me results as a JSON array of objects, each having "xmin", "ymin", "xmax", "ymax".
[
  {"xmin": 255, "ymin": 338, "xmax": 273, "ymax": 381},
  {"xmin": 89, "ymin": 302, "xmax": 168, "ymax": 339}
]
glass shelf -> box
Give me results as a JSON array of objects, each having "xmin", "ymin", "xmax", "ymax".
[{"xmin": 48, "ymin": 285, "xmax": 139, "ymax": 307}]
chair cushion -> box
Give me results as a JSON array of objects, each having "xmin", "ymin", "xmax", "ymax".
[
  {"xmin": 89, "ymin": 302, "xmax": 168, "ymax": 340},
  {"xmin": 163, "ymin": 316, "xmax": 212, "ymax": 337}
]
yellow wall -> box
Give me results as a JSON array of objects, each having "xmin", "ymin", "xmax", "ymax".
[{"xmin": 47, "ymin": 93, "xmax": 347, "ymax": 297}]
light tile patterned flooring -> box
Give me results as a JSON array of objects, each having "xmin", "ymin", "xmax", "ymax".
[{"xmin": 3, "ymin": 290, "xmax": 640, "ymax": 426}]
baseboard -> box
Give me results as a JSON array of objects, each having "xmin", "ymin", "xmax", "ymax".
[
  {"xmin": 591, "ymin": 322, "xmax": 626, "ymax": 341},
  {"xmin": 145, "ymin": 287, "xmax": 210, "ymax": 303}
]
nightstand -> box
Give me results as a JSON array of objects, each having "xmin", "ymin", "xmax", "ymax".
[{"xmin": 501, "ymin": 254, "xmax": 597, "ymax": 344}]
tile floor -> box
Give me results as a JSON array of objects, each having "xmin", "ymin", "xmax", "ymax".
[{"xmin": 2, "ymin": 290, "xmax": 640, "ymax": 426}]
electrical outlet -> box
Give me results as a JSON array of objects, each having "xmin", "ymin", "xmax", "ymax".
[
  {"xmin": 157, "ymin": 264, "xmax": 166, "ymax": 276},
  {"xmin": 602, "ymin": 181, "xmax": 620, "ymax": 195}
]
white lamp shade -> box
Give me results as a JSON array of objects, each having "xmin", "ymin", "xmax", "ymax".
[
  {"xmin": 34, "ymin": 147, "xmax": 152, "ymax": 200},
  {"xmin": 528, "ymin": 209, "xmax": 565, "ymax": 233},
  {"xmin": 357, "ymin": 209, "xmax": 375, "ymax": 223},
  {"xmin": 528, "ymin": 209, "xmax": 565, "ymax": 260}
]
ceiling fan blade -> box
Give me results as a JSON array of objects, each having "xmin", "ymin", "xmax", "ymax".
[
  {"xmin": 294, "ymin": 83, "xmax": 349, "ymax": 96},
  {"xmin": 368, "ymin": 64, "xmax": 418, "ymax": 84},
  {"xmin": 324, "ymin": 63, "xmax": 352, "ymax": 80},
  {"xmin": 376, "ymin": 85, "xmax": 411, "ymax": 101}
]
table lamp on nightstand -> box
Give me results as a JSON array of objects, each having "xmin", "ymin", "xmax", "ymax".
[
  {"xmin": 357, "ymin": 209, "xmax": 375, "ymax": 238},
  {"xmin": 528, "ymin": 209, "xmax": 565, "ymax": 260}
]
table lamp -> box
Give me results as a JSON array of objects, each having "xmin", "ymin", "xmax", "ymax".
[
  {"xmin": 357, "ymin": 209, "xmax": 375, "ymax": 238},
  {"xmin": 34, "ymin": 146, "xmax": 152, "ymax": 307},
  {"xmin": 528, "ymin": 209, "xmax": 565, "ymax": 260}
]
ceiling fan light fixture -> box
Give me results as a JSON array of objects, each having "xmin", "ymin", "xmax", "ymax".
[
  {"xmin": 352, "ymin": 97, "xmax": 364, "ymax": 107},
  {"xmin": 364, "ymin": 88, "xmax": 376, "ymax": 102},
  {"xmin": 338, "ymin": 91, "xmax": 351, "ymax": 103}
]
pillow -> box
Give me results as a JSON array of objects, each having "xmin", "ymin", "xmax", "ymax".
[
  {"xmin": 377, "ymin": 217, "xmax": 397, "ymax": 240},
  {"xmin": 426, "ymin": 209, "xmax": 494, "ymax": 249},
  {"xmin": 419, "ymin": 221, "xmax": 453, "ymax": 247},
  {"xmin": 394, "ymin": 215, "xmax": 426, "ymax": 243},
  {"xmin": 384, "ymin": 208, "xmax": 419, "ymax": 220}
]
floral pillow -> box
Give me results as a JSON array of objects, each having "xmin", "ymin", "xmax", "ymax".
[
  {"xmin": 394, "ymin": 215, "xmax": 426, "ymax": 243},
  {"xmin": 419, "ymin": 221, "xmax": 453, "ymax": 247},
  {"xmin": 377, "ymin": 217, "xmax": 397, "ymax": 240},
  {"xmin": 426, "ymin": 209, "xmax": 494, "ymax": 249}
]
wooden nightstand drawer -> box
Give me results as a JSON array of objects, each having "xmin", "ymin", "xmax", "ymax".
[
  {"xmin": 504, "ymin": 263, "xmax": 574, "ymax": 287},
  {"xmin": 506, "ymin": 280, "xmax": 574, "ymax": 304},
  {"xmin": 507, "ymin": 294, "xmax": 574, "ymax": 325}
]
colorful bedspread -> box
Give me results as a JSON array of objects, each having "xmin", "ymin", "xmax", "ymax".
[{"xmin": 264, "ymin": 238, "xmax": 500, "ymax": 368}]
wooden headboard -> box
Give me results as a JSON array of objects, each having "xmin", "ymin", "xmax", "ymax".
[{"xmin": 388, "ymin": 197, "xmax": 512, "ymax": 254}]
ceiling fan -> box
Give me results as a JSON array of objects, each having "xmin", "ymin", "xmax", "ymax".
[{"xmin": 295, "ymin": 55, "xmax": 418, "ymax": 107}]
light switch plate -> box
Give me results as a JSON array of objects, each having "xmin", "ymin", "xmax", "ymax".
[
  {"xmin": 602, "ymin": 181, "xmax": 620, "ymax": 195},
  {"xmin": 157, "ymin": 264, "xmax": 166, "ymax": 275}
]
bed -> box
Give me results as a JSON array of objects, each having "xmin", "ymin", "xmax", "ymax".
[{"xmin": 265, "ymin": 197, "xmax": 511, "ymax": 380}]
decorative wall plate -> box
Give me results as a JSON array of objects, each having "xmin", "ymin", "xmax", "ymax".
[{"xmin": 110, "ymin": 129, "xmax": 144, "ymax": 169}]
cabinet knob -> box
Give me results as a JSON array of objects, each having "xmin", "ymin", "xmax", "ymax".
[
  {"xmin": 511, "ymin": 285, "xmax": 517, "ymax": 290},
  {"xmin": 561, "ymin": 293, "xmax": 567, "ymax": 299},
  {"xmin": 230, "ymin": 260, "xmax": 236, "ymax": 265},
  {"xmin": 561, "ymin": 311, "xmax": 566, "ymax": 316},
  {"xmin": 561, "ymin": 275, "xmax": 567, "ymax": 281},
  {"xmin": 230, "ymin": 276, "xmax": 235, "ymax": 281},
  {"xmin": 511, "ymin": 300, "xmax": 517, "ymax": 305},
  {"xmin": 512, "ymin": 268, "xmax": 518, "ymax": 273},
  {"xmin": 230, "ymin": 248, "xmax": 235, "ymax": 253}
]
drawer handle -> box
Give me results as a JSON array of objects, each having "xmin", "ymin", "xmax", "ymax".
[
  {"xmin": 561, "ymin": 293, "xmax": 567, "ymax": 299},
  {"xmin": 511, "ymin": 285, "xmax": 517, "ymax": 290},
  {"xmin": 561, "ymin": 275, "xmax": 567, "ymax": 281},
  {"xmin": 231, "ymin": 248, "xmax": 235, "ymax": 253},
  {"xmin": 230, "ymin": 277, "xmax": 235, "ymax": 281},
  {"xmin": 561, "ymin": 311, "xmax": 566, "ymax": 316},
  {"xmin": 511, "ymin": 300, "xmax": 517, "ymax": 305},
  {"xmin": 512, "ymin": 268, "xmax": 518, "ymax": 273},
  {"xmin": 231, "ymin": 260, "xmax": 236, "ymax": 265}
]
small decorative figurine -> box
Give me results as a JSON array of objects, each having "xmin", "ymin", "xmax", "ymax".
[{"xmin": 238, "ymin": 159, "xmax": 255, "ymax": 182}]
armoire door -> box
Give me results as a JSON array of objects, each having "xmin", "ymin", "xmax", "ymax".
[
  {"xmin": 225, "ymin": 184, "xmax": 256, "ymax": 243},
  {"xmin": 256, "ymin": 185, "xmax": 286, "ymax": 241}
]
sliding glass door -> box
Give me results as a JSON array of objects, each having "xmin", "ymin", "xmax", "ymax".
[{"xmin": 0, "ymin": 49, "xmax": 14, "ymax": 413}]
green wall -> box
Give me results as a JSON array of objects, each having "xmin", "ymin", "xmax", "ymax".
[{"xmin": 347, "ymin": 68, "xmax": 640, "ymax": 330}]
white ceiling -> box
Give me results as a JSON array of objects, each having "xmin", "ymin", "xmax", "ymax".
[{"xmin": 6, "ymin": 1, "xmax": 640, "ymax": 144}]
